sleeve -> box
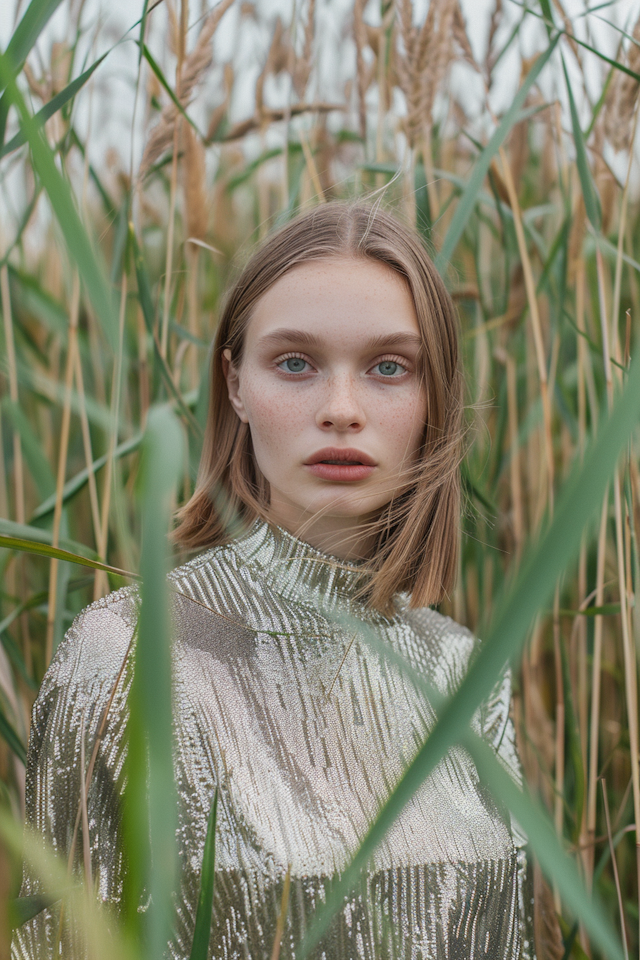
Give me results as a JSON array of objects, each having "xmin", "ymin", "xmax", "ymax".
[
  {"xmin": 11, "ymin": 588, "xmax": 138, "ymax": 960},
  {"xmin": 481, "ymin": 667, "xmax": 536, "ymax": 960}
]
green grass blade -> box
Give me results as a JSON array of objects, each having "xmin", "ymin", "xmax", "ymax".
[
  {"xmin": 130, "ymin": 226, "xmax": 203, "ymax": 439},
  {"xmin": 0, "ymin": 55, "xmax": 119, "ymax": 353},
  {"xmin": 435, "ymin": 34, "xmax": 560, "ymax": 272},
  {"xmin": 1, "ymin": 398, "xmax": 55, "ymax": 499},
  {"xmin": 0, "ymin": 0, "xmax": 65, "ymax": 145},
  {"xmin": 562, "ymin": 56, "xmax": 601, "ymax": 232},
  {"xmin": 0, "ymin": 525, "xmax": 138, "ymax": 579},
  {"xmin": 125, "ymin": 406, "xmax": 184, "ymax": 959},
  {"xmin": 31, "ymin": 433, "xmax": 142, "ymax": 521},
  {"xmin": 0, "ymin": 51, "xmax": 110, "ymax": 159},
  {"xmin": 0, "ymin": 704, "xmax": 26, "ymax": 765},
  {"xmin": 298, "ymin": 344, "xmax": 640, "ymax": 958},
  {"xmin": 138, "ymin": 43, "xmax": 202, "ymax": 138},
  {"xmin": 189, "ymin": 788, "xmax": 218, "ymax": 960}
]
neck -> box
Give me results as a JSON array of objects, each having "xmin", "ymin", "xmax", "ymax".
[{"xmin": 265, "ymin": 505, "xmax": 377, "ymax": 561}]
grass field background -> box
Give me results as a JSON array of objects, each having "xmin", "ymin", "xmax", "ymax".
[{"xmin": 1, "ymin": 0, "xmax": 640, "ymax": 957}]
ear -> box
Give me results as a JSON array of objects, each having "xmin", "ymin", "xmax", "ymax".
[{"xmin": 222, "ymin": 349, "xmax": 249, "ymax": 423}]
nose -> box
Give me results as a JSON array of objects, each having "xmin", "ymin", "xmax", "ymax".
[{"xmin": 316, "ymin": 374, "xmax": 366, "ymax": 432}]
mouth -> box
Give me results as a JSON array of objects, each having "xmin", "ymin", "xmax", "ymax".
[{"xmin": 304, "ymin": 448, "xmax": 377, "ymax": 482}]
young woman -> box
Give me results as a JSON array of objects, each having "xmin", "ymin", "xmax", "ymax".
[{"xmin": 14, "ymin": 202, "xmax": 535, "ymax": 959}]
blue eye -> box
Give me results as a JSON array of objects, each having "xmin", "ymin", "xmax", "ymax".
[
  {"xmin": 280, "ymin": 357, "xmax": 307, "ymax": 373},
  {"xmin": 375, "ymin": 360, "xmax": 402, "ymax": 376}
]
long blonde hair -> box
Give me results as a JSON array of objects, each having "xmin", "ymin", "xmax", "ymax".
[{"xmin": 173, "ymin": 201, "xmax": 463, "ymax": 613}]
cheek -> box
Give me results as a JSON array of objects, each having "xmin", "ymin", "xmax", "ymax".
[
  {"xmin": 377, "ymin": 389, "xmax": 426, "ymax": 450},
  {"xmin": 241, "ymin": 379, "xmax": 308, "ymax": 450}
]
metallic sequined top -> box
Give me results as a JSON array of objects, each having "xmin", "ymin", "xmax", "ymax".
[{"xmin": 13, "ymin": 519, "xmax": 535, "ymax": 959}]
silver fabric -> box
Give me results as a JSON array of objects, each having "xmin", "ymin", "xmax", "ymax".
[{"xmin": 13, "ymin": 520, "xmax": 535, "ymax": 959}]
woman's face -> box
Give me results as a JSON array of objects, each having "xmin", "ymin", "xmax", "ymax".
[{"xmin": 223, "ymin": 258, "xmax": 427, "ymax": 558}]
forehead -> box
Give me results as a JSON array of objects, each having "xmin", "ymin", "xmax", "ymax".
[{"xmin": 246, "ymin": 257, "xmax": 420, "ymax": 348}]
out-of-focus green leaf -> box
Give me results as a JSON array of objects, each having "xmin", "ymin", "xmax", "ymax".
[
  {"xmin": 2, "ymin": 398, "xmax": 55, "ymax": 499},
  {"xmin": 9, "ymin": 893, "xmax": 63, "ymax": 928},
  {"xmin": 436, "ymin": 34, "xmax": 560, "ymax": 272},
  {"xmin": 0, "ymin": 703, "xmax": 26, "ymax": 764},
  {"xmin": 189, "ymin": 789, "xmax": 218, "ymax": 960},
  {"xmin": 562, "ymin": 57, "xmax": 601, "ymax": 232},
  {"xmin": 0, "ymin": 51, "xmax": 109, "ymax": 159},
  {"xmin": 123, "ymin": 407, "xmax": 184, "ymax": 959},
  {"xmin": 0, "ymin": 55, "xmax": 119, "ymax": 353}
]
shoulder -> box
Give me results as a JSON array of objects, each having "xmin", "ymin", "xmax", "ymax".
[
  {"xmin": 397, "ymin": 600, "xmax": 478, "ymax": 692},
  {"xmin": 34, "ymin": 585, "xmax": 139, "ymax": 723}
]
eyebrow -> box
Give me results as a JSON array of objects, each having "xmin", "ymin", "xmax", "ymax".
[{"xmin": 257, "ymin": 328, "xmax": 422, "ymax": 350}]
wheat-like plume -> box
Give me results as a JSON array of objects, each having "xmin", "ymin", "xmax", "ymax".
[
  {"xmin": 354, "ymin": 0, "xmax": 368, "ymax": 140},
  {"xmin": 139, "ymin": 0, "xmax": 235, "ymax": 178},
  {"xmin": 604, "ymin": 15, "xmax": 640, "ymax": 152},
  {"xmin": 293, "ymin": 0, "xmax": 316, "ymax": 99},
  {"xmin": 183, "ymin": 123, "xmax": 208, "ymax": 241}
]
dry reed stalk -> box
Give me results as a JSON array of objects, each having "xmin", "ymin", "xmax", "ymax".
[
  {"xmin": 585, "ymin": 495, "xmax": 608, "ymax": 889},
  {"xmin": 575, "ymin": 259, "xmax": 590, "ymax": 902},
  {"xmin": 506, "ymin": 353, "xmax": 523, "ymax": 558},
  {"xmin": 270, "ymin": 864, "xmax": 292, "ymax": 960},
  {"xmin": 94, "ymin": 276, "xmax": 127, "ymax": 601},
  {"xmin": 183, "ymin": 122, "xmax": 208, "ymax": 385},
  {"xmin": 497, "ymin": 146, "xmax": 554, "ymax": 507},
  {"xmin": 298, "ymin": 129, "xmax": 326, "ymax": 203},
  {"xmin": 139, "ymin": 0, "xmax": 235, "ymax": 177},
  {"xmin": 161, "ymin": 120, "xmax": 180, "ymax": 360},
  {"xmin": 552, "ymin": 583, "xmax": 564, "ymax": 914},
  {"xmin": 611, "ymin": 103, "xmax": 639, "ymax": 364},
  {"xmin": 73, "ymin": 347, "xmax": 101, "ymax": 546},
  {"xmin": 1, "ymin": 266, "xmax": 25, "ymax": 527},
  {"xmin": 79, "ymin": 711, "xmax": 92, "ymax": 889},
  {"xmin": 604, "ymin": 15, "xmax": 640, "ymax": 153},
  {"xmin": 601, "ymin": 778, "xmax": 630, "ymax": 960},
  {"xmin": 46, "ymin": 273, "xmax": 80, "ymax": 666}
]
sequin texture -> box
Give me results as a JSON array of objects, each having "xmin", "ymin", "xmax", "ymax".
[{"xmin": 13, "ymin": 520, "xmax": 535, "ymax": 959}]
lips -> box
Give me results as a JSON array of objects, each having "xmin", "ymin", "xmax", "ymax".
[
  {"xmin": 304, "ymin": 447, "xmax": 377, "ymax": 482},
  {"xmin": 305, "ymin": 448, "xmax": 377, "ymax": 466}
]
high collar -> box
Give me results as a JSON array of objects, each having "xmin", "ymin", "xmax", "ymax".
[{"xmin": 229, "ymin": 518, "xmax": 378, "ymax": 614}]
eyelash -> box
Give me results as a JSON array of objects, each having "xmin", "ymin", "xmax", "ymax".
[{"xmin": 275, "ymin": 352, "xmax": 410, "ymax": 376}]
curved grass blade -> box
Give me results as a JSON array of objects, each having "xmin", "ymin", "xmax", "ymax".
[
  {"xmin": 0, "ymin": 703, "xmax": 26, "ymax": 764},
  {"xmin": 31, "ymin": 433, "xmax": 142, "ymax": 521},
  {"xmin": 435, "ymin": 34, "xmax": 560, "ymax": 272},
  {"xmin": 562, "ymin": 56, "xmax": 601, "ymax": 232},
  {"xmin": 123, "ymin": 407, "xmax": 184, "ymax": 959},
  {"xmin": 0, "ymin": 0, "xmax": 65, "ymax": 146},
  {"xmin": 0, "ymin": 55, "xmax": 119, "ymax": 353},
  {"xmin": 189, "ymin": 788, "xmax": 218, "ymax": 960},
  {"xmin": 0, "ymin": 51, "xmax": 110, "ymax": 159},
  {"xmin": 298, "ymin": 344, "xmax": 640, "ymax": 959},
  {"xmin": 138, "ymin": 43, "xmax": 202, "ymax": 137},
  {"xmin": 0, "ymin": 531, "xmax": 138, "ymax": 580}
]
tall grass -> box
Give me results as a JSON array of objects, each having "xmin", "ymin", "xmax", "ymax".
[{"xmin": 1, "ymin": 0, "xmax": 640, "ymax": 956}]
